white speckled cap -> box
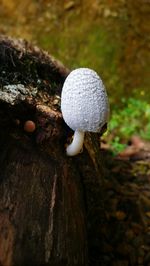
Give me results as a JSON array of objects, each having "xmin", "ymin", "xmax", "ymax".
[{"xmin": 61, "ymin": 68, "xmax": 109, "ymax": 132}]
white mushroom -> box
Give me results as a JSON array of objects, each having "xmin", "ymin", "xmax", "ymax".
[{"xmin": 61, "ymin": 68, "xmax": 109, "ymax": 156}]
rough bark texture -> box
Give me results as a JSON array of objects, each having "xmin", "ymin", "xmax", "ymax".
[{"xmin": 0, "ymin": 36, "xmax": 105, "ymax": 266}]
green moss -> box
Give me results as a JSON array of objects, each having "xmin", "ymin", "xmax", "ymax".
[{"xmin": 106, "ymin": 97, "xmax": 150, "ymax": 153}]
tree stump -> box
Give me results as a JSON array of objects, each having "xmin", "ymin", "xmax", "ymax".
[{"xmin": 0, "ymin": 36, "xmax": 105, "ymax": 266}]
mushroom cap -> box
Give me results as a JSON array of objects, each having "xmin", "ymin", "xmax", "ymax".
[{"xmin": 61, "ymin": 68, "xmax": 109, "ymax": 132}]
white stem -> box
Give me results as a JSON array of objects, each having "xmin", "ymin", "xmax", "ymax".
[{"xmin": 66, "ymin": 130, "xmax": 85, "ymax": 156}]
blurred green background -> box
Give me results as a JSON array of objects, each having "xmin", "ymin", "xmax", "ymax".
[{"xmin": 0, "ymin": 0, "xmax": 149, "ymax": 150}]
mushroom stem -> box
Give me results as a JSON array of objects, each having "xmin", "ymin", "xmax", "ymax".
[{"xmin": 66, "ymin": 130, "xmax": 85, "ymax": 156}]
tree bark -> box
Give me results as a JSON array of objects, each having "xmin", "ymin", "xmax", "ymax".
[{"xmin": 0, "ymin": 36, "xmax": 105, "ymax": 266}]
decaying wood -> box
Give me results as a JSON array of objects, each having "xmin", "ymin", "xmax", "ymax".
[
  {"xmin": 1, "ymin": 35, "xmax": 150, "ymax": 266},
  {"xmin": 0, "ymin": 36, "xmax": 105, "ymax": 266}
]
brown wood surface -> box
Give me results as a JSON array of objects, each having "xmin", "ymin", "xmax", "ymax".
[{"xmin": 0, "ymin": 36, "xmax": 105, "ymax": 266}]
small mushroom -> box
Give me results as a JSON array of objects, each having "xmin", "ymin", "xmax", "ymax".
[
  {"xmin": 24, "ymin": 120, "xmax": 36, "ymax": 133},
  {"xmin": 61, "ymin": 68, "xmax": 110, "ymax": 156}
]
